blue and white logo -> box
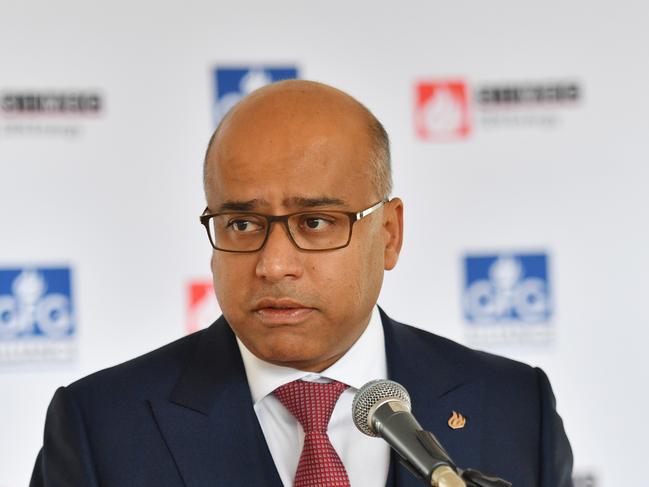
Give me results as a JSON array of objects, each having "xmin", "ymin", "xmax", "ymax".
[
  {"xmin": 463, "ymin": 253, "xmax": 551, "ymax": 324},
  {"xmin": 0, "ymin": 267, "xmax": 76, "ymax": 363},
  {"xmin": 212, "ymin": 66, "xmax": 299, "ymax": 126},
  {"xmin": 0, "ymin": 268, "xmax": 75, "ymax": 339}
]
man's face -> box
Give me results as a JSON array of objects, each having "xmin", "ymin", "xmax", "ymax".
[{"xmin": 204, "ymin": 83, "xmax": 402, "ymax": 372}]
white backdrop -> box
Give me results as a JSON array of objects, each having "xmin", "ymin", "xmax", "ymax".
[{"xmin": 1, "ymin": 1, "xmax": 648, "ymax": 486}]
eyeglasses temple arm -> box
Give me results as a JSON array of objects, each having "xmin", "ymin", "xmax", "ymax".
[{"xmin": 355, "ymin": 199, "xmax": 389, "ymax": 221}]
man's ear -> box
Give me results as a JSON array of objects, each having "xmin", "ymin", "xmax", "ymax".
[{"xmin": 383, "ymin": 198, "xmax": 404, "ymax": 270}]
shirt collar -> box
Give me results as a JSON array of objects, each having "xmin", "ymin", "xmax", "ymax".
[{"xmin": 237, "ymin": 306, "xmax": 387, "ymax": 405}]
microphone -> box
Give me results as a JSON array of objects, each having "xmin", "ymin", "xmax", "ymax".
[{"xmin": 352, "ymin": 379, "xmax": 466, "ymax": 487}]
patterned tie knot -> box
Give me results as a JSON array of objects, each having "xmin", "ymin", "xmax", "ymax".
[{"xmin": 274, "ymin": 379, "xmax": 349, "ymax": 434}]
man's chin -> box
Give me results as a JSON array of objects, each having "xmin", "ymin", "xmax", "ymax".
[
  {"xmin": 257, "ymin": 343, "xmax": 317, "ymax": 366},
  {"xmin": 253, "ymin": 340, "xmax": 338, "ymax": 372}
]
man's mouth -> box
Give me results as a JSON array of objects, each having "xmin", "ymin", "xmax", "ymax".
[{"xmin": 253, "ymin": 298, "xmax": 316, "ymax": 325}]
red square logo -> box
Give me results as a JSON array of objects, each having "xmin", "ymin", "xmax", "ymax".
[
  {"xmin": 186, "ymin": 280, "xmax": 221, "ymax": 334},
  {"xmin": 414, "ymin": 80, "xmax": 471, "ymax": 141}
]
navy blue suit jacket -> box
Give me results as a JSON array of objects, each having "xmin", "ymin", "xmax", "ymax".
[{"xmin": 31, "ymin": 309, "xmax": 573, "ymax": 486}]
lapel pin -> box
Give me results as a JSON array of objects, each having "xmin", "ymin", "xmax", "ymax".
[{"xmin": 448, "ymin": 410, "xmax": 467, "ymax": 430}]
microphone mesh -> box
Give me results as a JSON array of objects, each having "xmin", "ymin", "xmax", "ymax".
[{"xmin": 352, "ymin": 379, "xmax": 411, "ymax": 437}]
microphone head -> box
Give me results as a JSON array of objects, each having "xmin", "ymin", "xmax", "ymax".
[{"xmin": 352, "ymin": 379, "xmax": 411, "ymax": 437}]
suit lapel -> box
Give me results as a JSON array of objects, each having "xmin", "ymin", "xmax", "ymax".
[
  {"xmin": 381, "ymin": 309, "xmax": 483, "ymax": 487},
  {"xmin": 148, "ymin": 311, "xmax": 481, "ymax": 487},
  {"xmin": 149, "ymin": 317, "xmax": 283, "ymax": 487}
]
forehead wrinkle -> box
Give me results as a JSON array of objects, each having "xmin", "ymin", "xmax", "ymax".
[
  {"xmin": 215, "ymin": 196, "xmax": 347, "ymax": 213},
  {"xmin": 216, "ymin": 198, "xmax": 271, "ymax": 212},
  {"xmin": 285, "ymin": 196, "xmax": 347, "ymax": 209}
]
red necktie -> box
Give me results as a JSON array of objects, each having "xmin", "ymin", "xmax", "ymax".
[{"xmin": 274, "ymin": 380, "xmax": 351, "ymax": 487}]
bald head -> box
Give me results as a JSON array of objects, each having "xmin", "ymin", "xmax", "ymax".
[
  {"xmin": 203, "ymin": 80, "xmax": 404, "ymax": 372},
  {"xmin": 203, "ymin": 80, "xmax": 391, "ymax": 200}
]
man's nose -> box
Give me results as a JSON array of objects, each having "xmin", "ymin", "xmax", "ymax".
[{"xmin": 255, "ymin": 222, "xmax": 304, "ymax": 282}]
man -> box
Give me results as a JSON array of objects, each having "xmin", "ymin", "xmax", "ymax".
[{"xmin": 31, "ymin": 80, "xmax": 573, "ymax": 486}]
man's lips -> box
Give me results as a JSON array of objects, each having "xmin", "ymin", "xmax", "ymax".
[{"xmin": 253, "ymin": 298, "xmax": 316, "ymax": 325}]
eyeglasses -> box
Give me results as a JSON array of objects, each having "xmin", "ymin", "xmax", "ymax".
[{"xmin": 200, "ymin": 199, "xmax": 388, "ymax": 252}]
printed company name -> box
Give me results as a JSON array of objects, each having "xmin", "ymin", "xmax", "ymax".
[
  {"xmin": 1, "ymin": 92, "xmax": 102, "ymax": 114},
  {"xmin": 477, "ymin": 82, "xmax": 580, "ymax": 106}
]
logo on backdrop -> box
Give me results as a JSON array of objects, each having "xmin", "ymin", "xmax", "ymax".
[
  {"xmin": 462, "ymin": 252, "xmax": 553, "ymax": 346},
  {"xmin": 186, "ymin": 280, "xmax": 221, "ymax": 334},
  {"xmin": 0, "ymin": 90, "xmax": 103, "ymax": 138},
  {"xmin": 414, "ymin": 79, "xmax": 581, "ymax": 141},
  {"xmin": 414, "ymin": 80, "xmax": 471, "ymax": 141},
  {"xmin": 573, "ymin": 473, "xmax": 597, "ymax": 487},
  {"xmin": 0, "ymin": 267, "xmax": 76, "ymax": 363},
  {"xmin": 1, "ymin": 92, "xmax": 101, "ymax": 114},
  {"xmin": 212, "ymin": 66, "xmax": 299, "ymax": 127}
]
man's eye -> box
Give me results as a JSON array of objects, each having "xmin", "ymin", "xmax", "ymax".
[
  {"xmin": 227, "ymin": 219, "xmax": 262, "ymax": 233},
  {"xmin": 302, "ymin": 216, "xmax": 335, "ymax": 231}
]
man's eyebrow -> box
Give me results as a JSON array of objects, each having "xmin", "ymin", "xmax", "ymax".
[
  {"xmin": 217, "ymin": 199, "xmax": 269, "ymax": 211},
  {"xmin": 215, "ymin": 197, "xmax": 346, "ymax": 212},
  {"xmin": 286, "ymin": 197, "xmax": 347, "ymax": 208}
]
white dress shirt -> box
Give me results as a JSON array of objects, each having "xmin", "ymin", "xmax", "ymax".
[{"xmin": 236, "ymin": 306, "xmax": 390, "ymax": 487}]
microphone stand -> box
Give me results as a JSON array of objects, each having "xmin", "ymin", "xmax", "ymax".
[
  {"xmin": 412, "ymin": 430, "xmax": 512, "ymax": 487},
  {"xmin": 458, "ymin": 468, "xmax": 512, "ymax": 487}
]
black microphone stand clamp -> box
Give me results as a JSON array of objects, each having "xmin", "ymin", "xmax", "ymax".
[
  {"xmin": 414, "ymin": 430, "xmax": 512, "ymax": 487},
  {"xmin": 458, "ymin": 468, "xmax": 512, "ymax": 487}
]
